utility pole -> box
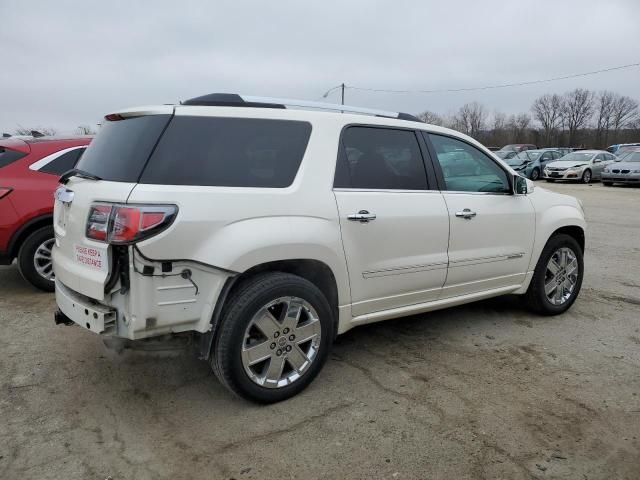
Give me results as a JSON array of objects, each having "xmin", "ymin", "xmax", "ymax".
[{"xmin": 341, "ymin": 83, "xmax": 345, "ymax": 105}]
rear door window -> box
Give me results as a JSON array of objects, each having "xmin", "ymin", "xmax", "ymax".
[
  {"xmin": 140, "ymin": 117, "xmax": 312, "ymax": 187},
  {"xmin": 334, "ymin": 126, "xmax": 428, "ymax": 190},
  {"xmin": 39, "ymin": 148, "xmax": 85, "ymax": 175}
]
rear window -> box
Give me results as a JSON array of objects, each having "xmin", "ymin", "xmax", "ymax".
[
  {"xmin": 75, "ymin": 115, "xmax": 172, "ymax": 182},
  {"xmin": 0, "ymin": 147, "xmax": 27, "ymax": 168},
  {"xmin": 140, "ymin": 116, "xmax": 311, "ymax": 187}
]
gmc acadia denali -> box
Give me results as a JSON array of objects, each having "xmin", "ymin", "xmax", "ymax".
[{"xmin": 52, "ymin": 93, "xmax": 586, "ymax": 402}]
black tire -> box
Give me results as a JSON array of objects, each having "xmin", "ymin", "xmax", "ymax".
[
  {"xmin": 530, "ymin": 167, "xmax": 540, "ymax": 181},
  {"xmin": 524, "ymin": 234, "xmax": 583, "ymax": 315},
  {"xmin": 17, "ymin": 226, "xmax": 55, "ymax": 292},
  {"xmin": 603, "ymin": 182, "xmax": 613, "ymax": 187},
  {"xmin": 211, "ymin": 272, "xmax": 333, "ymax": 403},
  {"xmin": 545, "ymin": 179, "xmax": 555, "ymax": 183},
  {"xmin": 581, "ymin": 169, "xmax": 592, "ymax": 184}
]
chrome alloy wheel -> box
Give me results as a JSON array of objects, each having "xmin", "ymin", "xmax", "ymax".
[
  {"xmin": 33, "ymin": 238, "xmax": 55, "ymax": 281},
  {"xmin": 241, "ymin": 296, "xmax": 322, "ymax": 389},
  {"xmin": 544, "ymin": 247, "xmax": 579, "ymax": 306}
]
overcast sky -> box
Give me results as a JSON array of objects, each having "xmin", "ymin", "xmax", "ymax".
[{"xmin": 1, "ymin": 0, "xmax": 639, "ymax": 134}]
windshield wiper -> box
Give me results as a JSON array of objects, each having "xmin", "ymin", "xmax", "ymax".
[{"xmin": 59, "ymin": 168, "xmax": 102, "ymax": 185}]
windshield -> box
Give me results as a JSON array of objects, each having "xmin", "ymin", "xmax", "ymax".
[
  {"xmin": 558, "ymin": 152, "xmax": 593, "ymax": 163},
  {"xmin": 619, "ymin": 152, "xmax": 640, "ymax": 163},
  {"xmin": 495, "ymin": 151, "xmax": 513, "ymax": 159},
  {"xmin": 505, "ymin": 151, "xmax": 541, "ymax": 165}
]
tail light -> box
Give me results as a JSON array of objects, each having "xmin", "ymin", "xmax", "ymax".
[{"xmin": 86, "ymin": 203, "xmax": 177, "ymax": 244}]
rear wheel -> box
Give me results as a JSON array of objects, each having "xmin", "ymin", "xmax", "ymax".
[
  {"xmin": 581, "ymin": 169, "xmax": 592, "ymax": 184},
  {"xmin": 17, "ymin": 226, "xmax": 55, "ymax": 292},
  {"xmin": 524, "ymin": 234, "xmax": 583, "ymax": 315},
  {"xmin": 211, "ymin": 272, "xmax": 333, "ymax": 403}
]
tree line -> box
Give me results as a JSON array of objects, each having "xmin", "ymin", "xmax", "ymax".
[{"xmin": 418, "ymin": 89, "xmax": 639, "ymax": 149}]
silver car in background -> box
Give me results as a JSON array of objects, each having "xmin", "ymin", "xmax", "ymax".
[
  {"xmin": 503, "ymin": 149, "xmax": 562, "ymax": 180},
  {"xmin": 543, "ymin": 150, "xmax": 617, "ymax": 184},
  {"xmin": 602, "ymin": 150, "xmax": 640, "ymax": 186}
]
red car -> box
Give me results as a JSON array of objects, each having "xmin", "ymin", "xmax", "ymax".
[{"xmin": 0, "ymin": 136, "xmax": 92, "ymax": 290}]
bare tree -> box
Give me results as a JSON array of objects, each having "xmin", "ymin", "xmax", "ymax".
[
  {"xmin": 610, "ymin": 95, "xmax": 639, "ymax": 141},
  {"xmin": 76, "ymin": 125, "xmax": 96, "ymax": 135},
  {"xmin": 531, "ymin": 94, "xmax": 563, "ymax": 146},
  {"xmin": 594, "ymin": 91, "xmax": 616, "ymax": 147},
  {"xmin": 561, "ymin": 89, "xmax": 594, "ymax": 146},
  {"xmin": 506, "ymin": 113, "xmax": 532, "ymax": 143},
  {"xmin": 14, "ymin": 125, "xmax": 57, "ymax": 136},
  {"xmin": 455, "ymin": 102, "xmax": 486, "ymax": 138},
  {"xmin": 416, "ymin": 110, "xmax": 443, "ymax": 126}
]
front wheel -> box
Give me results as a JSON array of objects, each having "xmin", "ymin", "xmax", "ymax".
[
  {"xmin": 530, "ymin": 167, "xmax": 540, "ymax": 181},
  {"xmin": 524, "ymin": 234, "xmax": 583, "ymax": 315},
  {"xmin": 211, "ymin": 272, "xmax": 333, "ymax": 403},
  {"xmin": 581, "ymin": 169, "xmax": 592, "ymax": 184},
  {"xmin": 17, "ymin": 226, "xmax": 55, "ymax": 292}
]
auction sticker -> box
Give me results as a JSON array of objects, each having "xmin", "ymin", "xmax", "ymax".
[{"xmin": 74, "ymin": 244, "xmax": 108, "ymax": 272}]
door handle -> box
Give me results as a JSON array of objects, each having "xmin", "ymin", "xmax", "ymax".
[
  {"xmin": 455, "ymin": 208, "xmax": 477, "ymax": 220},
  {"xmin": 348, "ymin": 210, "xmax": 377, "ymax": 223}
]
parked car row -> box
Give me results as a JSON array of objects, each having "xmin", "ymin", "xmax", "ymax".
[{"xmin": 492, "ymin": 142, "xmax": 638, "ymax": 185}]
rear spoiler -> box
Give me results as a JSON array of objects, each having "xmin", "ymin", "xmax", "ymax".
[
  {"xmin": 104, "ymin": 105, "xmax": 175, "ymax": 121},
  {"xmin": 0, "ymin": 137, "xmax": 30, "ymax": 154}
]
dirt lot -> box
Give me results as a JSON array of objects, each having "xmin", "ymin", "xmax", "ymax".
[{"xmin": 1, "ymin": 182, "xmax": 639, "ymax": 480}]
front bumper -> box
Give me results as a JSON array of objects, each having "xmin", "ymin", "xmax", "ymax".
[
  {"xmin": 602, "ymin": 173, "xmax": 640, "ymax": 183},
  {"xmin": 543, "ymin": 170, "xmax": 580, "ymax": 180}
]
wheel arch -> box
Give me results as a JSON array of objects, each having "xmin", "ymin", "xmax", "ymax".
[
  {"xmin": 198, "ymin": 258, "xmax": 342, "ymax": 360},
  {"xmin": 7, "ymin": 214, "xmax": 53, "ymax": 260},
  {"xmin": 551, "ymin": 225, "xmax": 585, "ymax": 252}
]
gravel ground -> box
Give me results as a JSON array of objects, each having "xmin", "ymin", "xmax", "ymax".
[{"xmin": 1, "ymin": 182, "xmax": 639, "ymax": 480}]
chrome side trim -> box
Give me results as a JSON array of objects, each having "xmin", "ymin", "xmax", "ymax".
[
  {"xmin": 333, "ymin": 188, "xmax": 441, "ymax": 194},
  {"xmin": 449, "ymin": 252, "xmax": 525, "ymax": 268},
  {"xmin": 363, "ymin": 261, "xmax": 448, "ymax": 279},
  {"xmin": 350, "ymin": 284, "xmax": 522, "ymax": 327},
  {"xmin": 29, "ymin": 146, "xmax": 86, "ymax": 171}
]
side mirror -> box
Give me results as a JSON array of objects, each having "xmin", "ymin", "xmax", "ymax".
[{"xmin": 514, "ymin": 175, "xmax": 531, "ymax": 195}]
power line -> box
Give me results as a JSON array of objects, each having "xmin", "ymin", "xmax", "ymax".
[{"xmin": 325, "ymin": 61, "xmax": 640, "ymax": 97}]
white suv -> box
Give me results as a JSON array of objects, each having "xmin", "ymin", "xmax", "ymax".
[{"xmin": 52, "ymin": 93, "xmax": 586, "ymax": 402}]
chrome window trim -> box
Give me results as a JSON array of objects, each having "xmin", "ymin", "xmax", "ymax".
[
  {"xmin": 29, "ymin": 146, "xmax": 86, "ymax": 171},
  {"xmin": 332, "ymin": 187, "xmax": 441, "ymax": 194}
]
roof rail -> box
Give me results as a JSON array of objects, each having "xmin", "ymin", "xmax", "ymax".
[{"xmin": 181, "ymin": 93, "xmax": 423, "ymax": 122}]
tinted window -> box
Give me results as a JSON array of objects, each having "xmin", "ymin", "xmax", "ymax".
[
  {"xmin": 76, "ymin": 115, "xmax": 172, "ymax": 182},
  {"xmin": 0, "ymin": 147, "xmax": 27, "ymax": 168},
  {"xmin": 39, "ymin": 148, "xmax": 85, "ymax": 175},
  {"xmin": 427, "ymin": 134, "xmax": 510, "ymax": 193},
  {"xmin": 141, "ymin": 117, "xmax": 311, "ymax": 187},
  {"xmin": 334, "ymin": 127, "xmax": 427, "ymax": 190}
]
